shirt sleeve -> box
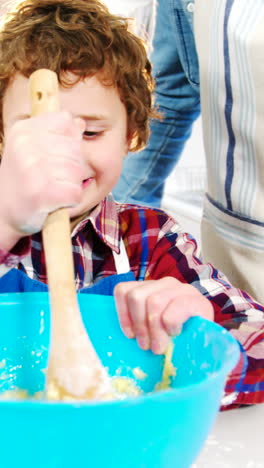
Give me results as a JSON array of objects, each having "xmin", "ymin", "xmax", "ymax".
[
  {"xmin": 146, "ymin": 218, "xmax": 264, "ymax": 409},
  {"xmin": 0, "ymin": 237, "xmax": 31, "ymax": 277}
]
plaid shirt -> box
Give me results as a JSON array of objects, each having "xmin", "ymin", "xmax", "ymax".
[{"xmin": 1, "ymin": 195, "xmax": 263, "ymax": 409}]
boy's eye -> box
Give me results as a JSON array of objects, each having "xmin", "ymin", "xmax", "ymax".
[{"xmin": 83, "ymin": 130, "xmax": 102, "ymax": 139}]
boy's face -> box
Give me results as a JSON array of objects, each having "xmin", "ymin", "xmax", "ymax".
[{"xmin": 3, "ymin": 73, "xmax": 129, "ymax": 220}]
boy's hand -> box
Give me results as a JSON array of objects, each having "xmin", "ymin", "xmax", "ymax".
[
  {"xmin": 114, "ymin": 277, "xmax": 214, "ymax": 354},
  {"xmin": 0, "ymin": 111, "xmax": 86, "ymax": 249}
]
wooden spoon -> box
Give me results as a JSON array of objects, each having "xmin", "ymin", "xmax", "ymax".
[{"xmin": 30, "ymin": 69, "xmax": 112, "ymax": 400}]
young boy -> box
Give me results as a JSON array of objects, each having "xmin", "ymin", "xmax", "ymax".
[{"xmin": 0, "ymin": 0, "xmax": 263, "ymax": 409}]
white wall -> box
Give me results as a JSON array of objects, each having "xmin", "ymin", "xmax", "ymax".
[{"xmin": 161, "ymin": 118, "xmax": 205, "ymax": 243}]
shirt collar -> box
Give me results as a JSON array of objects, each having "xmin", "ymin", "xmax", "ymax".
[{"xmin": 71, "ymin": 193, "xmax": 121, "ymax": 253}]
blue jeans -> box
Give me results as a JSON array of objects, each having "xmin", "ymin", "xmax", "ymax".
[{"xmin": 113, "ymin": 0, "xmax": 200, "ymax": 207}]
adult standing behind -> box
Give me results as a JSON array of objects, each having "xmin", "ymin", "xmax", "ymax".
[
  {"xmin": 194, "ymin": 0, "xmax": 264, "ymax": 302},
  {"xmin": 113, "ymin": 0, "xmax": 200, "ymax": 207},
  {"xmin": 113, "ymin": 0, "xmax": 264, "ymax": 303}
]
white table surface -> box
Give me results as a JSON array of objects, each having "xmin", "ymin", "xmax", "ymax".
[{"xmin": 193, "ymin": 404, "xmax": 264, "ymax": 467}]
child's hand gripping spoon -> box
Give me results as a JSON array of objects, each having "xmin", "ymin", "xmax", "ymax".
[{"xmin": 30, "ymin": 69, "xmax": 112, "ymax": 400}]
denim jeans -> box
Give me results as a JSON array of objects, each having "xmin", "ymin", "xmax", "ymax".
[{"xmin": 113, "ymin": 0, "xmax": 200, "ymax": 207}]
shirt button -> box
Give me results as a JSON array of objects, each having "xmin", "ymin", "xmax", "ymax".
[{"xmin": 187, "ymin": 2, "xmax": 195, "ymax": 13}]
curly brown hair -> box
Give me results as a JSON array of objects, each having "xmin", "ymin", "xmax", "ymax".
[{"xmin": 0, "ymin": 0, "xmax": 157, "ymax": 153}]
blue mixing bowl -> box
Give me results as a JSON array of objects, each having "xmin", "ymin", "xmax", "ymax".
[{"xmin": 0, "ymin": 292, "xmax": 239, "ymax": 468}]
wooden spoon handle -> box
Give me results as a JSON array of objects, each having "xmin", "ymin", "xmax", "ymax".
[{"xmin": 29, "ymin": 69, "xmax": 77, "ymax": 321}]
